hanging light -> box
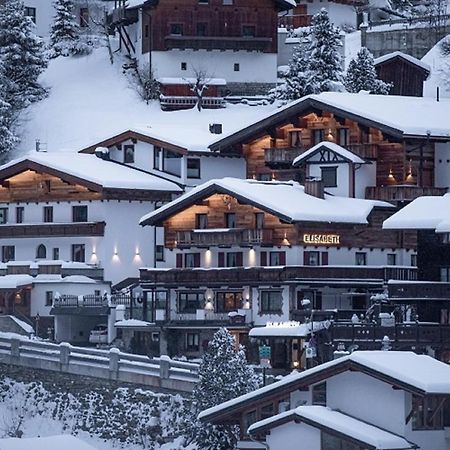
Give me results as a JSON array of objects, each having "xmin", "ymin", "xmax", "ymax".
[{"xmin": 326, "ymin": 129, "xmax": 334, "ymax": 142}]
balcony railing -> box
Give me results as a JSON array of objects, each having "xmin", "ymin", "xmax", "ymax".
[
  {"xmin": 54, "ymin": 295, "xmax": 107, "ymax": 308},
  {"xmin": 265, "ymin": 147, "xmax": 305, "ymax": 167},
  {"xmin": 160, "ymin": 95, "xmax": 225, "ymax": 110},
  {"xmin": 164, "ymin": 35, "xmax": 272, "ymax": 52},
  {"xmin": 169, "ymin": 309, "xmax": 250, "ymax": 324},
  {"xmin": 141, "ymin": 265, "xmax": 418, "ymax": 285},
  {"xmin": 365, "ymin": 186, "xmax": 448, "ymax": 202},
  {"xmin": 0, "ymin": 222, "xmax": 106, "ymax": 238},
  {"xmin": 176, "ymin": 228, "xmax": 273, "ymax": 247}
]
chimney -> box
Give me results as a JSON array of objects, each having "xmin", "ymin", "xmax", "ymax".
[
  {"xmin": 304, "ymin": 178, "xmax": 325, "ymax": 199},
  {"xmin": 209, "ymin": 123, "xmax": 223, "ymax": 134}
]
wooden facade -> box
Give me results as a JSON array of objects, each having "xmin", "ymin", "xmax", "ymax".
[
  {"xmin": 375, "ymin": 56, "xmax": 430, "ymax": 97},
  {"xmin": 140, "ymin": 0, "xmax": 283, "ymax": 55}
]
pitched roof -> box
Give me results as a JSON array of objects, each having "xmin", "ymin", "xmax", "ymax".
[
  {"xmin": 383, "ymin": 193, "xmax": 450, "ymax": 232},
  {"xmin": 292, "ymin": 141, "xmax": 367, "ymax": 166},
  {"xmin": 248, "ymin": 406, "xmax": 415, "ymax": 450},
  {"xmin": 374, "ymin": 51, "xmax": 431, "ymax": 75},
  {"xmin": 0, "ymin": 152, "xmax": 182, "ymax": 193},
  {"xmin": 125, "ymin": 0, "xmax": 296, "ymax": 10},
  {"xmin": 208, "ymin": 92, "xmax": 450, "ymax": 152},
  {"xmin": 198, "ymin": 351, "xmax": 450, "ymax": 423},
  {"xmin": 139, "ymin": 178, "xmax": 391, "ymax": 226}
]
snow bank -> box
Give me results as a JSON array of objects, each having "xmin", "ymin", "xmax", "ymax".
[{"xmin": 0, "ymin": 435, "xmax": 97, "ymax": 450}]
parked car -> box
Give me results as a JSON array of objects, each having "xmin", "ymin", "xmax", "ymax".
[{"xmin": 89, "ymin": 324, "xmax": 108, "ymax": 344}]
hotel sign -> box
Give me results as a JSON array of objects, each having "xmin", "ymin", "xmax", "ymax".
[{"xmin": 303, "ymin": 233, "xmax": 340, "ymax": 245}]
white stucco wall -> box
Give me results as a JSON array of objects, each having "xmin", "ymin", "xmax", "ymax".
[
  {"xmin": 24, "ymin": 0, "xmax": 53, "ymax": 37},
  {"xmin": 434, "ymin": 142, "xmax": 450, "ymax": 188},
  {"xmin": 266, "ymin": 421, "xmax": 321, "ymax": 450}
]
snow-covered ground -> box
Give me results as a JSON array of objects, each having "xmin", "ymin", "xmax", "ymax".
[
  {"xmin": 16, "ymin": 46, "xmax": 277, "ymax": 158},
  {"xmin": 422, "ymin": 36, "xmax": 450, "ymax": 99}
]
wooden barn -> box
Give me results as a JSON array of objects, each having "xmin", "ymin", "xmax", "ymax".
[{"xmin": 374, "ymin": 51, "xmax": 430, "ymax": 97}]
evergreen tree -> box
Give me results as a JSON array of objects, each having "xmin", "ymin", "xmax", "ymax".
[
  {"xmin": 345, "ymin": 47, "xmax": 391, "ymax": 94},
  {"xmin": 0, "ymin": 62, "xmax": 17, "ymax": 156},
  {"xmin": 305, "ymin": 9, "xmax": 344, "ymax": 94},
  {"xmin": 278, "ymin": 45, "xmax": 311, "ymax": 101},
  {"xmin": 0, "ymin": 0, "xmax": 48, "ymax": 110},
  {"xmin": 49, "ymin": 0, "xmax": 90, "ymax": 58},
  {"xmin": 188, "ymin": 328, "xmax": 261, "ymax": 450}
]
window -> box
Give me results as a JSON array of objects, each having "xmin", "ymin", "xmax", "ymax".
[
  {"xmin": 411, "ymin": 254, "xmax": 417, "ymax": 266},
  {"xmin": 155, "ymin": 245, "xmax": 165, "ymax": 262},
  {"xmin": 43, "ymin": 206, "xmax": 53, "ymax": 223},
  {"xmin": 321, "ymin": 166, "xmax": 337, "ymax": 187},
  {"xmin": 16, "ymin": 207, "xmax": 24, "ymax": 224},
  {"xmin": 186, "ymin": 332, "xmax": 200, "ymax": 351},
  {"xmin": 257, "ymin": 173, "xmax": 272, "ymax": 181},
  {"xmin": 187, "ymin": 158, "xmax": 201, "ymax": 178},
  {"xmin": 1, "ymin": 246, "xmax": 14, "ymax": 262},
  {"xmin": 269, "ymin": 251, "xmax": 285, "ymax": 266},
  {"xmin": 312, "ymin": 129, "xmax": 324, "ymax": 145},
  {"xmin": 52, "ymin": 248, "xmax": 59, "ymax": 260},
  {"xmin": 196, "ymin": 22, "xmax": 207, "ymax": 36},
  {"xmin": 321, "ymin": 431, "xmax": 366, "ymax": 450},
  {"xmin": 226, "ymin": 252, "xmax": 242, "ymax": 267},
  {"xmin": 216, "ymin": 291, "xmax": 243, "ymax": 313},
  {"xmin": 154, "ymin": 145, "xmax": 162, "ymax": 169},
  {"xmin": 387, "ymin": 253, "xmax": 397, "ymax": 266},
  {"xmin": 297, "ymin": 290, "xmax": 322, "ymax": 310},
  {"xmin": 24, "ymin": 6, "xmax": 36, "ymax": 23},
  {"xmin": 0, "ymin": 208, "xmax": 8, "ymax": 224},
  {"xmin": 36, "ymin": 244, "xmax": 46, "ymax": 259},
  {"xmin": 199, "ymin": 0, "xmax": 209, "ymax": 4},
  {"xmin": 337, "ymin": 128, "xmax": 349, "ymax": 146},
  {"xmin": 80, "ymin": 7, "xmax": 89, "ymax": 27},
  {"xmin": 355, "ymin": 252, "xmax": 367, "ymax": 266},
  {"xmin": 144, "ymin": 24, "xmax": 149, "ymax": 38},
  {"xmin": 223, "ymin": 0, "xmax": 233, "ymax": 4},
  {"xmin": 170, "ymin": 23, "xmax": 183, "ymax": 35},
  {"xmin": 255, "ymin": 212, "xmax": 265, "ymax": 229},
  {"xmin": 177, "ymin": 291, "xmax": 204, "ymax": 313},
  {"xmin": 71, "ymin": 244, "xmax": 85, "ymax": 262},
  {"xmin": 304, "ymin": 251, "xmax": 320, "ymax": 266},
  {"xmin": 312, "ymin": 382, "xmax": 327, "ymax": 406},
  {"xmin": 242, "ymin": 25, "xmax": 256, "ymax": 37},
  {"xmin": 195, "ymin": 213, "xmax": 208, "ymax": 229},
  {"xmin": 185, "ymin": 253, "xmax": 200, "ymax": 268},
  {"xmin": 225, "ymin": 212, "xmax": 236, "ymax": 228},
  {"xmin": 163, "ymin": 149, "xmax": 182, "ymax": 177},
  {"xmin": 181, "ymin": 62, "xmax": 187, "ymax": 71},
  {"xmin": 289, "ymin": 129, "xmax": 302, "ymax": 147},
  {"xmin": 234, "ymin": 63, "xmax": 240, "ymax": 72},
  {"xmin": 45, "ymin": 291, "xmax": 53, "ymax": 307},
  {"xmin": 260, "ymin": 291, "xmax": 282, "ymax": 314},
  {"xmin": 72, "ymin": 205, "xmax": 88, "ymax": 222},
  {"xmin": 260, "ymin": 403, "xmax": 274, "ymax": 420},
  {"xmin": 360, "ymin": 125, "xmax": 370, "ymax": 143},
  {"xmin": 124, "ymin": 145, "xmax": 135, "ymax": 163},
  {"xmin": 243, "ymin": 410, "xmax": 257, "ymax": 432},
  {"xmin": 412, "ymin": 395, "xmax": 444, "ymax": 430}
]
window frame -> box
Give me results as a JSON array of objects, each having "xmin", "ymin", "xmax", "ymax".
[
  {"xmin": 195, "ymin": 213, "xmax": 208, "ymax": 229},
  {"xmin": 45, "ymin": 291, "xmax": 53, "ymax": 307},
  {"xmin": 0, "ymin": 208, "xmax": 8, "ymax": 224},
  {"xmin": 187, "ymin": 158, "xmax": 201, "ymax": 179},
  {"xmin": 177, "ymin": 291, "xmax": 204, "ymax": 314},
  {"xmin": 123, "ymin": 144, "xmax": 135, "ymax": 164},
  {"xmin": 43, "ymin": 206, "xmax": 53, "ymax": 223},
  {"xmin": 1, "ymin": 245, "xmax": 15, "ymax": 263},
  {"xmin": 71, "ymin": 244, "xmax": 86, "ymax": 262},
  {"xmin": 186, "ymin": 332, "xmax": 200, "ymax": 351},
  {"xmin": 321, "ymin": 166, "xmax": 338, "ymax": 188},
  {"xmin": 355, "ymin": 252, "xmax": 367, "ymax": 266},
  {"xmin": 260, "ymin": 290, "xmax": 283, "ymax": 314},
  {"xmin": 72, "ymin": 205, "xmax": 88, "ymax": 223},
  {"xmin": 215, "ymin": 291, "xmax": 243, "ymax": 313},
  {"xmin": 16, "ymin": 207, "xmax": 24, "ymax": 224}
]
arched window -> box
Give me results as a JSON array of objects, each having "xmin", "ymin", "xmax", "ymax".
[{"xmin": 36, "ymin": 244, "xmax": 47, "ymax": 259}]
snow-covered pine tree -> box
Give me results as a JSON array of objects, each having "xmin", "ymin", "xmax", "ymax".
[
  {"xmin": 345, "ymin": 47, "xmax": 391, "ymax": 94},
  {"xmin": 188, "ymin": 328, "xmax": 261, "ymax": 450},
  {"xmin": 49, "ymin": 0, "xmax": 90, "ymax": 58},
  {"xmin": 0, "ymin": 64, "xmax": 17, "ymax": 157},
  {"xmin": 305, "ymin": 8, "xmax": 344, "ymax": 94},
  {"xmin": 0, "ymin": 0, "xmax": 48, "ymax": 110},
  {"xmin": 278, "ymin": 45, "xmax": 310, "ymax": 101}
]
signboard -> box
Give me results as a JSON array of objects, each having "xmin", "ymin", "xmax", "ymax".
[
  {"xmin": 303, "ymin": 233, "xmax": 340, "ymax": 245},
  {"xmin": 259, "ymin": 345, "xmax": 271, "ymax": 359}
]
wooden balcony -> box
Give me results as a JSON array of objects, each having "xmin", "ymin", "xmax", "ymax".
[
  {"xmin": 365, "ymin": 186, "xmax": 447, "ymax": 202},
  {"xmin": 330, "ymin": 322, "xmax": 450, "ymax": 347},
  {"xmin": 0, "ymin": 222, "xmax": 106, "ymax": 238},
  {"xmin": 140, "ymin": 265, "xmax": 418, "ymax": 286},
  {"xmin": 168, "ymin": 310, "xmax": 250, "ymax": 326},
  {"xmin": 389, "ymin": 282, "xmax": 450, "ymax": 300},
  {"xmin": 164, "ymin": 35, "xmax": 272, "ymax": 52},
  {"xmin": 265, "ymin": 147, "xmax": 304, "ymax": 168},
  {"xmin": 176, "ymin": 228, "xmax": 273, "ymax": 247}
]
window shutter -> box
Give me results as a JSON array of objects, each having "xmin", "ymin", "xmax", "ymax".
[
  {"xmin": 218, "ymin": 252, "xmax": 224, "ymax": 267},
  {"xmin": 260, "ymin": 251, "xmax": 267, "ymax": 266},
  {"xmin": 236, "ymin": 252, "xmax": 243, "ymax": 267},
  {"xmin": 321, "ymin": 252, "xmax": 328, "ymax": 265},
  {"xmin": 280, "ymin": 251, "xmax": 286, "ymax": 265},
  {"xmin": 176, "ymin": 254, "xmax": 183, "ymax": 268},
  {"xmin": 303, "ymin": 251, "xmax": 310, "ymax": 266},
  {"xmin": 194, "ymin": 253, "xmax": 201, "ymax": 267}
]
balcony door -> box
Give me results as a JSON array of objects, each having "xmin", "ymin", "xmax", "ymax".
[{"xmin": 215, "ymin": 291, "xmax": 243, "ymax": 313}]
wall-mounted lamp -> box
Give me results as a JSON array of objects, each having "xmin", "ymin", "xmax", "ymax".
[{"xmin": 326, "ymin": 129, "xmax": 334, "ymax": 142}]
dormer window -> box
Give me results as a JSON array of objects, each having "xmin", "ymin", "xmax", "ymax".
[{"xmin": 124, "ymin": 144, "xmax": 135, "ymax": 164}]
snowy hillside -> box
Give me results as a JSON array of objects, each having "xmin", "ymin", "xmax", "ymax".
[
  {"xmin": 423, "ymin": 36, "xmax": 450, "ymax": 99},
  {"xmin": 16, "ymin": 47, "xmax": 277, "ymax": 158}
]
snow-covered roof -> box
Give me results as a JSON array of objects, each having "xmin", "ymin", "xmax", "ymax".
[
  {"xmin": 0, "ymin": 435, "xmax": 98, "ymax": 450},
  {"xmin": 383, "ymin": 194, "xmax": 450, "ymax": 232},
  {"xmin": 157, "ymin": 77, "xmax": 227, "ymax": 86},
  {"xmin": 32, "ymin": 275, "xmax": 100, "ymax": 284},
  {"xmin": 9, "ymin": 316, "xmax": 35, "ymax": 334},
  {"xmin": 140, "ymin": 177, "xmax": 392, "ymax": 226},
  {"xmin": 199, "ymin": 351, "xmax": 450, "ymax": 421},
  {"xmin": 292, "ymin": 141, "xmax": 367, "ymax": 166},
  {"xmin": 0, "ymin": 275, "xmax": 34, "ymax": 289},
  {"xmin": 0, "ymin": 152, "xmax": 182, "ymax": 192},
  {"xmin": 249, "ymin": 320, "xmax": 330, "ymax": 338},
  {"xmin": 374, "ymin": 51, "xmax": 431, "ymax": 74},
  {"xmin": 115, "ymin": 319, "xmax": 155, "ymax": 328},
  {"xmin": 248, "ymin": 406, "xmax": 415, "ymax": 449}
]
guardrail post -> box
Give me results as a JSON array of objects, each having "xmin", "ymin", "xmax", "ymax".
[
  {"xmin": 10, "ymin": 338, "xmax": 20, "ymax": 359},
  {"xmin": 159, "ymin": 355, "xmax": 170, "ymax": 380},
  {"xmin": 109, "ymin": 348, "xmax": 120, "ymax": 380},
  {"xmin": 59, "ymin": 342, "xmax": 71, "ymax": 370}
]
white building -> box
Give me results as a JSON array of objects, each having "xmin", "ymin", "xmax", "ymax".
[{"xmin": 199, "ymin": 351, "xmax": 450, "ymax": 450}]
